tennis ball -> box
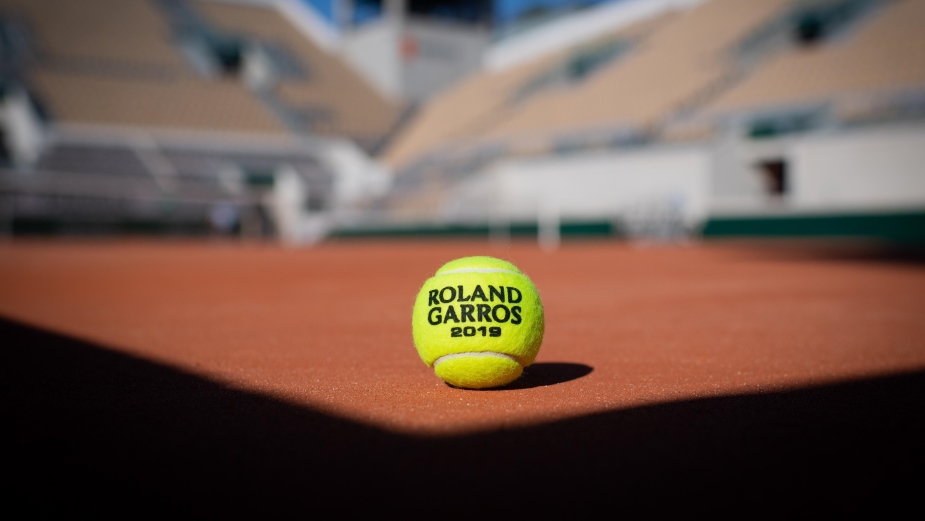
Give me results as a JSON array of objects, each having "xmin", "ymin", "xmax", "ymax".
[{"xmin": 412, "ymin": 255, "xmax": 544, "ymax": 389}]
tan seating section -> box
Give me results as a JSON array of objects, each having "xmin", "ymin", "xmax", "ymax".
[
  {"xmin": 700, "ymin": 0, "xmax": 925, "ymax": 116},
  {"xmin": 1, "ymin": 0, "xmax": 401, "ymax": 139},
  {"xmin": 27, "ymin": 69, "xmax": 286, "ymax": 134},
  {"xmin": 0, "ymin": 0, "xmax": 288, "ymax": 134},
  {"xmin": 380, "ymin": 12, "xmax": 672, "ymax": 170},
  {"xmin": 1, "ymin": 0, "xmax": 182, "ymax": 67},
  {"xmin": 196, "ymin": 1, "xmax": 401, "ymax": 145},
  {"xmin": 483, "ymin": 0, "xmax": 794, "ymax": 142},
  {"xmin": 379, "ymin": 52, "xmax": 558, "ymax": 169},
  {"xmin": 382, "ymin": 0, "xmax": 797, "ymax": 170}
]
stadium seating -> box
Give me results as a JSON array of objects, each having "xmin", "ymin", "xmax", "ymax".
[
  {"xmin": 381, "ymin": 8, "xmax": 674, "ymax": 171},
  {"xmin": 697, "ymin": 0, "xmax": 925, "ymax": 122},
  {"xmin": 2, "ymin": 0, "xmax": 285, "ymax": 134},
  {"xmin": 3, "ymin": 0, "xmax": 182, "ymax": 66},
  {"xmin": 381, "ymin": 0, "xmax": 925, "ymax": 197},
  {"xmin": 485, "ymin": 0, "xmax": 793, "ymax": 139},
  {"xmin": 27, "ymin": 70, "xmax": 288, "ymax": 134},
  {"xmin": 3, "ymin": 0, "xmax": 924, "ymax": 239},
  {"xmin": 1, "ymin": 0, "xmax": 399, "ymax": 144},
  {"xmin": 377, "ymin": 0, "xmax": 815, "ymax": 220},
  {"xmin": 197, "ymin": 1, "xmax": 400, "ymax": 150},
  {"xmin": 383, "ymin": 0, "xmax": 800, "ymax": 172},
  {"xmin": 0, "ymin": 0, "xmax": 393, "ymax": 239},
  {"xmin": 370, "ymin": 0, "xmax": 925, "ymax": 230}
]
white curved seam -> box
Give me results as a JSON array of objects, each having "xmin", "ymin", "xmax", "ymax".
[
  {"xmin": 438, "ymin": 268, "xmax": 522, "ymax": 276},
  {"xmin": 433, "ymin": 352, "xmax": 518, "ymax": 367}
]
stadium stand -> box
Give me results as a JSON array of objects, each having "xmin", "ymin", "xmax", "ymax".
[
  {"xmin": 363, "ymin": 0, "xmax": 925, "ymax": 241},
  {"xmin": 380, "ymin": 8, "xmax": 674, "ymax": 171},
  {"xmin": 373, "ymin": 5, "xmax": 685, "ymax": 224},
  {"xmin": 5, "ymin": 0, "xmax": 287, "ymax": 134},
  {"xmin": 2, "ymin": 0, "xmax": 923, "ymax": 242},
  {"xmin": 0, "ymin": 0, "xmax": 399, "ymax": 241},
  {"xmin": 376, "ymin": 0, "xmax": 797, "ymax": 219},
  {"xmin": 482, "ymin": 0, "xmax": 793, "ymax": 140},
  {"xmin": 196, "ymin": 0, "xmax": 400, "ymax": 151},
  {"xmin": 694, "ymin": 0, "xmax": 925, "ymax": 128},
  {"xmin": 383, "ymin": 0, "xmax": 797, "ymax": 172}
]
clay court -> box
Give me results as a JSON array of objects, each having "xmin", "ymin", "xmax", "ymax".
[{"xmin": 3, "ymin": 236, "xmax": 924, "ymax": 517}]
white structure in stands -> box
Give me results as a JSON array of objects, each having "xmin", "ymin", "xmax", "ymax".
[{"xmin": 484, "ymin": 0, "xmax": 706, "ymax": 72}]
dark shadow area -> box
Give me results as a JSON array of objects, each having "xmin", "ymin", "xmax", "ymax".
[
  {"xmin": 2, "ymin": 317, "xmax": 922, "ymax": 518},
  {"xmin": 717, "ymin": 238, "xmax": 925, "ymax": 267}
]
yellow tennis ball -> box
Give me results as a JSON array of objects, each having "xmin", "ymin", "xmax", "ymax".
[{"xmin": 412, "ymin": 255, "xmax": 545, "ymax": 389}]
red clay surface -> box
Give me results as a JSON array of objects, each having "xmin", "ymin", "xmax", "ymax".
[
  {"xmin": 2, "ymin": 238, "xmax": 923, "ymax": 431},
  {"xmin": 0, "ymin": 240, "xmax": 925, "ymax": 510}
]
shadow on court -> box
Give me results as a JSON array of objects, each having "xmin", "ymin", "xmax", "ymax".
[
  {"xmin": 2, "ymin": 317, "xmax": 921, "ymax": 518},
  {"xmin": 448, "ymin": 362, "xmax": 593, "ymax": 391},
  {"xmin": 718, "ymin": 238, "xmax": 925, "ymax": 267}
]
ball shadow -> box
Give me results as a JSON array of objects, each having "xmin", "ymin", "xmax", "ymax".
[{"xmin": 456, "ymin": 362, "xmax": 593, "ymax": 390}]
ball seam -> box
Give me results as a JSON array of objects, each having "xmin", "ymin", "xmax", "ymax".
[{"xmin": 432, "ymin": 351, "xmax": 522, "ymax": 368}]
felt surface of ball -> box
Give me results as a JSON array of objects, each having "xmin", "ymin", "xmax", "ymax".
[{"xmin": 412, "ymin": 256, "xmax": 545, "ymax": 389}]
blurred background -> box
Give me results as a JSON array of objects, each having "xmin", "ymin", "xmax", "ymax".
[{"xmin": 1, "ymin": 0, "xmax": 924, "ymax": 246}]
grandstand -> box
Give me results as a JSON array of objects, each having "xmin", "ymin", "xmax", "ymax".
[
  {"xmin": 1, "ymin": 0, "xmax": 924, "ymax": 244},
  {"xmin": 0, "ymin": 0, "xmax": 401, "ymax": 242},
  {"xmin": 360, "ymin": 0, "xmax": 925, "ymax": 244}
]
